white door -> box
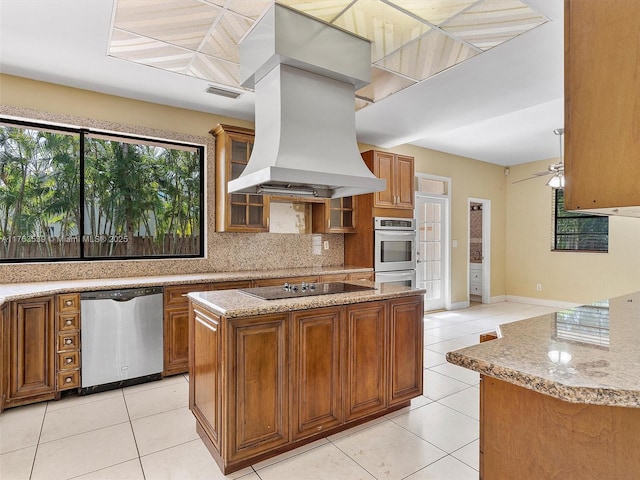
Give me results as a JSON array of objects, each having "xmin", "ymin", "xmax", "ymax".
[{"xmin": 416, "ymin": 196, "xmax": 447, "ymax": 311}]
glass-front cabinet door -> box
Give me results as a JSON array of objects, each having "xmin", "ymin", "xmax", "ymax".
[
  {"xmin": 212, "ymin": 124, "xmax": 269, "ymax": 232},
  {"xmin": 328, "ymin": 197, "xmax": 356, "ymax": 233}
]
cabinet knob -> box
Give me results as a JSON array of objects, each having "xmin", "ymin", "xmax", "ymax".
[
  {"xmin": 65, "ymin": 319, "xmax": 72, "ymax": 326},
  {"xmin": 65, "ymin": 377, "xmax": 72, "ymax": 383},
  {"xmin": 65, "ymin": 300, "xmax": 73, "ymax": 306},
  {"xmin": 65, "ymin": 338, "xmax": 73, "ymax": 345},
  {"xmin": 66, "ymin": 357, "xmax": 73, "ymax": 364}
]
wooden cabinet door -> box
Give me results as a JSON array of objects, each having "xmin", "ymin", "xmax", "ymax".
[
  {"xmin": 565, "ymin": 1, "xmax": 640, "ymax": 213},
  {"xmin": 344, "ymin": 301, "xmax": 387, "ymax": 421},
  {"xmin": 227, "ymin": 314, "xmax": 289, "ymax": 462},
  {"xmin": 164, "ymin": 283, "xmax": 209, "ymax": 376},
  {"xmin": 388, "ymin": 297, "xmax": 423, "ymax": 406},
  {"xmin": 8, "ymin": 297, "xmax": 56, "ymax": 403},
  {"xmin": 190, "ymin": 305, "xmax": 221, "ymax": 451},
  {"xmin": 212, "ymin": 124, "xmax": 270, "ymax": 232},
  {"xmin": 291, "ymin": 307, "xmax": 342, "ymax": 440},
  {"xmin": 372, "ymin": 151, "xmax": 396, "ymax": 209},
  {"xmin": 395, "ymin": 155, "xmax": 415, "ymax": 209}
]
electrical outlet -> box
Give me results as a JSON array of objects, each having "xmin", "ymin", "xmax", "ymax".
[
  {"xmin": 536, "ymin": 283, "xmax": 542, "ymax": 291},
  {"xmin": 323, "ymin": 240, "xmax": 329, "ymax": 250}
]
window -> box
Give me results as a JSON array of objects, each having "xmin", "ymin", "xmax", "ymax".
[
  {"xmin": 553, "ymin": 189, "xmax": 608, "ymax": 252},
  {"xmin": 0, "ymin": 119, "xmax": 203, "ymax": 262}
]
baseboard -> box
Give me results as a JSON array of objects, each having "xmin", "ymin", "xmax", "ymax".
[
  {"xmin": 450, "ymin": 300, "xmax": 470, "ymax": 310},
  {"xmin": 489, "ymin": 295, "xmax": 506, "ymax": 304},
  {"xmin": 505, "ymin": 295, "xmax": 581, "ymax": 310}
]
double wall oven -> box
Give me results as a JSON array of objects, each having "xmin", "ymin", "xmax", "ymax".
[{"xmin": 374, "ymin": 217, "xmax": 417, "ymax": 287}]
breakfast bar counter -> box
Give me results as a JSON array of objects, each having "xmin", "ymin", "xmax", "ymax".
[
  {"xmin": 187, "ymin": 282, "xmax": 425, "ymax": 474},
  {"xmin": 447, "ymin": 291, "xmax": 640, "ymax": 479}
]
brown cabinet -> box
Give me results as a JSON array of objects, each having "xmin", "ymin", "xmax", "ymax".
[
  {"xmin": 212, "ymin": 124, "xmax": 270, "ymax": 231},
  {"xmin": 387, "ymin": 296, "xmax": 423, "ymax": 406},
  {"xmin": 164, "ymin": 283, "xmax": 210, "ymax": 376},
  {"xmin": 362, "ymin": 150, "xmax": 414, "ymax": 211},
  {"xmin": 564, "ymin": 1, "xmax": 640, "ymax": 215},
  {"xmin": 5, "ymin": 296, "xmax": 57, "ymax": 409},
  {"xmin": 291, "ymin": 307, "xmax": 343, "ymax": 440},
  {"xmin": 227, "ymin": 313, "xmax": 289, "ymax": 463},
  {"xmin": 164, "ymin": 281, "xmax": 251, "ymax": 376},
  {"xmin": 344, "ymin": 301, "xmax": 387, "ymax": 421},
  {"xmin": 190, "ymin": 305, "xmax": 222, "ymax": 451},
  {"xmin": 190, "ymin": 294, "xmax": 423, "ymax": 474},
  {"xmin": 312, "ymin": 197, "xmax": 357, "ymax": 233}
]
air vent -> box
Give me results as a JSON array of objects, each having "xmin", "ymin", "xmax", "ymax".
[{"xmin": 205, "ymin": 85, "xmax": 242, "ymax": 99}]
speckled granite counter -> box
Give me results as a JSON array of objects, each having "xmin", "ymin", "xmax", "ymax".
[
  {"xmin": 0, "ymin": 266, "xmax": 372, "ymax": 306},
  {"xmin": 446, "ymin": 291, "xmax": 640, "ymax": 408},
  {"xmin": 188, "ymin": 283, "xmax": 426, "ymax": 318}
]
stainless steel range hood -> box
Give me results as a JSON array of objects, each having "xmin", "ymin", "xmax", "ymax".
[{"xmin": 228, "ymin": 3, "xmax": 385, "ymax": 199}]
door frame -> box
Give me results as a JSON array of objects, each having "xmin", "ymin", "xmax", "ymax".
[
  {"xmin": 468, "ymin": 197, "xmax": 491, "ymax": 304},
  {"xmin": 415, "ymin": 173, "xmax": 451, "ymax": 311}
]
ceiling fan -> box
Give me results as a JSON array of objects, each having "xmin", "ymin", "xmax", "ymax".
[{"xmin": 513, "ymin": 128, "xmax": 565, "ymax": 187}]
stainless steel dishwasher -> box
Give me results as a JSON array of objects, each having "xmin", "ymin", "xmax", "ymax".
[{"xmin": 80, "ymin": 287, "xmax": 164, "ymax": 394}]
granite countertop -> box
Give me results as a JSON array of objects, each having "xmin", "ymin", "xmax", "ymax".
[
  {"xmin": 188, "ymin": 282, "xmax": 425, "ymax": 318},
  {"xmin": 446, "ymin": 291, "xmax": 640, "ymax": 408},
  {"xmin": 0, "ymin": 266, "xmax": 372, "ymax": 306}
]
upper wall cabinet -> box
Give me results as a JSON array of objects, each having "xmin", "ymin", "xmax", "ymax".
[
  {"xmin": 312, "ymin": 197, "xmax": 357, "ymax": 233},
  {"xmin": 564, "ymin": 1, "xmax": 640, "ymax": 216},
  {"xmin": 212, "ymin": 124, "xmax": 270, "ymax": 232},
  {"xmin": 362, "ymin": 150, "xmax": 414, "ymax": 210}
]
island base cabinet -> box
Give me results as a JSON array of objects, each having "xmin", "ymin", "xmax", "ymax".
[
  {"xmin": 388, "ymin": 297, "xmax": 424, "ymax": 406},
  {"xmin": 190, "ymin": 306, "xmax": 221, "ymax": 451},
  {"xmin": 227, "ymin": 314, "xmax": 289, "ymax": 464},
  {"xmin": 292, "ymin": 308, "xmax": 343, "ymax": 440},
  {"xmin": 344, "ymin": 302, "xmax": 387, "ymax": 421},
  {"xmin": 189, "ymin": 295, "xmax": 424, "ymax": 474},
  {"xmin": 481, "ymin": 376, "xmax": 640, "ymax": 480}
]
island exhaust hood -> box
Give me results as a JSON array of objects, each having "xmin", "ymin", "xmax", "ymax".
[{"xmin": 227, "ymin": 4, "xmax": 385, "ymax": 199}]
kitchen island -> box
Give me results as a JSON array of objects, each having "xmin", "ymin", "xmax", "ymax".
[
  {"xmin": 187, "ymin": 282, "xmax": 425, "ymax": 474},
  {"xmin": 447, "ymin": 292, "xmax": 640, "ymax": 479}
]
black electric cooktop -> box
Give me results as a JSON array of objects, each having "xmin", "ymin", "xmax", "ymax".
[{"xmin": 238, "ymin": 282, "xmax": 375, "ymax": 301}]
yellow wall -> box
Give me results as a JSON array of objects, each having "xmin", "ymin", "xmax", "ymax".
[
  {"xmin": 0, "ymin": 74, "xmax": 253, "ymax": 136},
  {"xmin": 506, "ymin": 159, "xmax": 640, "ymax": 304}
]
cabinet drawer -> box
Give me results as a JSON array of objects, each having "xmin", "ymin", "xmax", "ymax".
[
  {"xmin": 58, "ymin": 293, "xmax": 80, "ymax": 312},
  {"xmin": 470, "ymin": 284, "xmax": 482, "ymax": 295},
  {"xmin": 165, "ymin": 283, "xmax": 210, "ymax": 307},
  {"xmin": 470, "ymin": 272, "xmax": 481, "ymax": 282},
  {"xmin": 57, "ymin": 351, "xmax": 80, "ymax": 370},
  {"xmin": 348, "ymin": 272, "xmax": 374, "ymax": 282},
  {"xmin": 58, "ymin": 313, "xmax": 80, "ymax": 331},
  {"xmin": 57, "ymin": 369, "xmax": 80, "ymax": 390},
  {"xmin": 57, "ymin": 332, "xmax": 80, "ymax": 351}
]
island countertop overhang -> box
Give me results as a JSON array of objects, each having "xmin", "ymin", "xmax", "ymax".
[{"xmin": 447, "ymin": 291, "xmax": 640, "ymax": 408}]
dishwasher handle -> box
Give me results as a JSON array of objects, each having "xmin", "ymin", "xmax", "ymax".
[{"xmin": 81, "ymin": 287, "xmax": 163, "ymax": 302}]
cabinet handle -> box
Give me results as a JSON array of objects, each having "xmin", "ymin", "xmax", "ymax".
[{"xmin": 327, "ymin": 218, "xmax": 330, "ymax": 229}]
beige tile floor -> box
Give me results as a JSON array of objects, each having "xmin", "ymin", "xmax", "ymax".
[{"xmin": 0, "ymin": 301, "xmax": 557, "ymax": 480}]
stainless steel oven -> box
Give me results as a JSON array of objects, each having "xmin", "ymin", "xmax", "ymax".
[
  {"xmin": 374, "ymin": 217, "xmax": 416, "ymax": 272},
  {"xmin": 375, "ymin": 270, "xmax": 416, "ymax": 288},
  {"xmin": 374, "ymin": 217, "xmax": 417, "ymax": 288}
]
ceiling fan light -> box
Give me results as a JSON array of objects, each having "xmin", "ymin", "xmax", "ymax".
[{"xmin": 546, "ymin": 174, "xmax": 564, "ymax": 188}]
